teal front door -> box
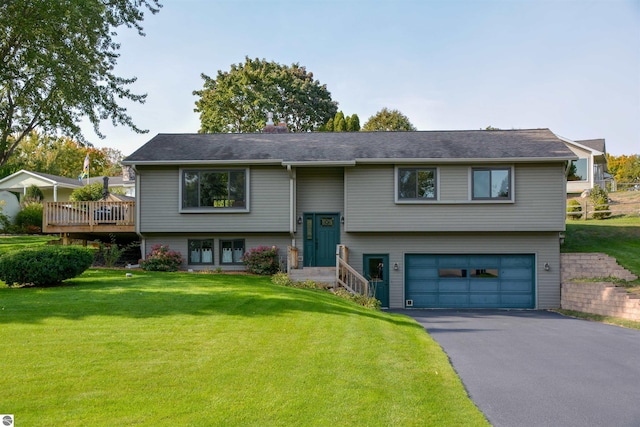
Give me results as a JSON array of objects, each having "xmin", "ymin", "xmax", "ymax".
[
  {"xmin": 363, "ymin": 254, "xmax": 389, "ymax": 308},
  {"xmin": 303, "ymin": 213, "xmax": 340, "ymax": 267}
]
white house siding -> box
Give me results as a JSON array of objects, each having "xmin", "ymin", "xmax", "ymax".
[
  {"xmin": 341, "ymin": 232, "xmax": 561, "ymax": 309},
  {"xmin": 142, "ymin": 233, "xmax": 291, "ymax": 271},
  {"xmin": 345, "ymin": 163, "xmax": 567, "ymax": 232},
  {"xmin": 294, "ymin": 167, "xmax": 345, "ymax": 260},
  {"xmin": 138, "ymin": 165, "xmax": 290, "ymax": 233},
  {"xmin": 565, "ymin": 145, "xmax": 593, "ymax": 194}
]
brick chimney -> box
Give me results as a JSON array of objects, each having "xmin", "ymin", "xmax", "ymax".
[{"xmin": 263, "ymin": 112, "xmax": 288, "ymax": 133}]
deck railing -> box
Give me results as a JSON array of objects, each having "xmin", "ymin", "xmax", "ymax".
[
  {"xmin": 43, "ymin": 201, "xmax": 135, "ymax": 233},
  {"xmin": 336, "ymin": 244, "xmax": 371, "ymax": 297}
]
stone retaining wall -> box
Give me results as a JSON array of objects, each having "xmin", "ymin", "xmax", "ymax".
[
  {"xmin": 561, "ymin": 253, "xmax": 639, "ymax": 321},
  {"xmin": 561, "ymin": 281, "xmax": 640, "ymax": 321}
]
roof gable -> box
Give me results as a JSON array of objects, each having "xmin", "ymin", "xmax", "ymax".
[
  {"xmin": 0, "ymin": 170, "xmax": 82, "ymax": 189},
  {"xmin": 124, "ymin": 129, "xmax": 577, "ymax": 165}
]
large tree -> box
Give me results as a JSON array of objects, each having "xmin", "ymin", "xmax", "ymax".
[
  {"xmin": 362, "ymin": 108, "xmax": 417, "ymax": 131},
  {"xmin": 607, "ymin": 154, "xmax": 640, "ymax": 186},
  {"xmin": 194, "ymin": 57, "xmax": 338, "ymax": 133},
  {"xmin": 0, "ymin": 131, "xmax": 123, "ymax": 179},
  {"xmin": 0, "ymin": 0, "xmax": 161, "ymax": 167}
]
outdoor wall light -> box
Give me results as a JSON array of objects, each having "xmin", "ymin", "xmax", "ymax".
[
  {"xmin": 393, "ymin": 262, "xmax": 399, "ymax": 271},
  {"xmin": 544, "ymin": 262, "xmax": 550, "ymax": 271},
  {"xmin": 297, "ymin": 216, "xmax": 302, "ymax": 225},
  {"xmin": 340, "ymin": 215, "xmax": 345, "ymax": 224}
]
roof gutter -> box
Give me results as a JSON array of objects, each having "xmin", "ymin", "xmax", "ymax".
[
  {"xmin": 121, "ymin": 159, "xmax": 284, "ymax": 166},
  {"xmin": 355, "ymin": 156, "xmax": 578, "ymax": 164}
]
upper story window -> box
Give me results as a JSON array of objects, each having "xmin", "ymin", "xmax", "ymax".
[
  {"xmin": 567, "ymin": 158, "xmax": 588, "ymax": 181},
  {"xmin": 182, "ymin": 169, "xmax": 248, "ymax": 211},
  {"xmin": 397, "ymin": 167, "xmax": 437, "ymax": 201},
  {"xmin": 472, "ymin": 167, "xmax": 511, "ymax": 200}
]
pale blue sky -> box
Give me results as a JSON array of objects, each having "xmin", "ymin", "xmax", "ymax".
[{"xmin": 86, "ymin": 0, "xmax": 640, "ymax": 156}]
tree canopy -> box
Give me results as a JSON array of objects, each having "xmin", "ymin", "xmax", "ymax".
[
  {"xmin": 362, "ymin": 108, "xmax": 417, "ymax": 131},
  {"xmin": 0, "ymin": 131, "xmax": 124, "ymax": 179},
  {"xmin": 0, "ymin": 0, "xmax": 161, "ymax": 167},
  {"xmin": 320, "ymin": 111, "xmax": 361, "ymax": 132},
  {"xmin": 607, "ymin": 154, "xmax": 640, "ymax": 185},
  {"xmin": 193, "ymin": 57, "xmax": 338, "ymax": 133}
]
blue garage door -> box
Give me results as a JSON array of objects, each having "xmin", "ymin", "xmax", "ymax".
[{"xmin": 405, "ymin": 254, "xmax": 535, "ymax": 308}]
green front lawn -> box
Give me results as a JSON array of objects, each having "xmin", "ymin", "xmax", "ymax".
[
  {"xmin": 0, "ymin": 269, "xmax": 487, "ymax": 426},
  {"xmin": 0, "ymin": 234, "xmax": 57, "ymax": 251}
]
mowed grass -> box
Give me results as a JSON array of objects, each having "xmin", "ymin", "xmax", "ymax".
[{"xmin": 0, "ymin": 269, "xmax": 488, "ymax": 426}]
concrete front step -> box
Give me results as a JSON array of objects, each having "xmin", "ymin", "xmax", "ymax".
[{"xmin": 289, "ymin": 267, "xmax": 336, "ymax": 285}]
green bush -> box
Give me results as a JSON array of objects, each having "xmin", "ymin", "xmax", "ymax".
[
  {"xmin": 242, "ymin": 246, "xmax": 280, "ymax": 275},
  {"xmin": 566, "ymin": 199, "xmax": 582, "ymax": 220},
  {"xmin": 15, "ymin": 202, "xmax": 43, "ymax": 233},
  {"xmin": 0, "ymin": 245, "xmax": 94, "ymax": 287},
  {"xmin": 333, "ymin": 288, "xmax": 381, "ymax": 310},
  {"xmin": 271, "ymin": 272, "xmax": 293, "ymax": 286},
  {"xmin": 70, "ymin": 182, "xmax": 104, "ymax": 201},
  {"xmin": 24, "ymin": 185, "xmax": 44, "ymax": 202},
  {"xmin": 589, "ymin": 185, "xmax": 611, "ymax": 220},
  {"xmin": 140, "ymin": 244, "xmax": 183, "ymax": 272}
]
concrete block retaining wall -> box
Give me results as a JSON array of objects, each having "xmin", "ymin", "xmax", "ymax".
[{"xmin": 561, "ymin": 253, "xmax": 639, "ymax": 321}]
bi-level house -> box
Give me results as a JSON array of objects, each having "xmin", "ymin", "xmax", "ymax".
[{"xmin": 123, "ymin": 128, "xmax": 576, "ymax": 310}]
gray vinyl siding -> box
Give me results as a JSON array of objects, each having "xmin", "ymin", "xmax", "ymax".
[
  {"xmin": 294, "ymin": 168, "xmax": 345, "ymax": 260},
  {"xmin": 138, "ymin": 165, "xmax": 290, "ymax": 233},
  {"xmin": 341, "ymin": 232, "xmax": 560, "ymax": 309},
  {"xmin": 142, "ymin": 233, "xmax": 291, "ymax": 271},
  {"xmin": 345, "ymin": 163, "xmax": 566, "ymax": 232}
]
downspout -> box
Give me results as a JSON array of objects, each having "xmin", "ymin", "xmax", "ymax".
[
  {"xmin": 53, "ymin": 183, "xmax": 58, "ymax": 202},
  {"xmin": 132, "ymin": 165, "xmax": 146, "ymax": 260},
  {"xmin": 287, "ymin": 165, "xmax": 296, "ymax": 245}
]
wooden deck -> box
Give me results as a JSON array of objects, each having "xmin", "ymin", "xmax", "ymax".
[{"xmin": 43, "ymin": 201, "xmax": 135, "ymax": 234}]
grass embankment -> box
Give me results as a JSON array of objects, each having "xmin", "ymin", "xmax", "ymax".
[
  {"xmin": 0, "ymin": 266, "xmax": 487, "ymax": 426},
  {"xmin": 563, "ymin": 216, "xmax": 640, "ymax": 288},
  {"xmin": 562, "ymin": 213, "xmax": 640, "ymax": 329}
]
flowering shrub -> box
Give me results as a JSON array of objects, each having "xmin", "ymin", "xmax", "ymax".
[
  {"xmin": 242, "ymin": 245, "xmax": 280, "ymax": 275},
  {"xmin": 140, "ymin": 244, "xmax": 183, "ymax": 272}
]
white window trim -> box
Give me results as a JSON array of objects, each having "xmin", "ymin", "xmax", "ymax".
[
  {"xmin": 568, "ymin": 157, "xmax": 590, "ymax": 183},
  {"xmin": 394, "ymin": 166, "xmax": 440, "ymax": 204},
  {"xmin": 468, "ymin": 165, "xmax": 515, "ymax": 203},
  {"xmin": 178, "ymin": 167, "xmax": 250, "ymax": 213}
]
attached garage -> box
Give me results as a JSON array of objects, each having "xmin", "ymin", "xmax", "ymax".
[{"xmin": 405, "ymin": 254, "xmax": 535, "ymax": 308}]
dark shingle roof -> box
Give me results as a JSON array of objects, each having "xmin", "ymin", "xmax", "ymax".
[
  {"xmin": 575, "ymin": 139, "xmax": 606, "ymax": 153},
  {"xmin": 124, "ymin": 129, "xmax": 576, "ymax": 165}
]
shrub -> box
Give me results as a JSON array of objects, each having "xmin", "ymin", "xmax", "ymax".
[
  {"xmin": 15, "ymin": 202, "xmax": 43, "ymax": 233},
  {"xmin": 70, "ymin": 182, "xmax": 104, "ymax": 201},
  {"xmin": 140, "ymin": 244, "xmax": 183, "ymax": 272},
  {"xmin": 0, "ymin": 245, "xmax": 94, "ymax": 287},
  {"xmin": 242, "ymin": 246, "xmax": 280, "ymax": 275},
  {"xmin": 96, "ymin": 235, "xmax": 138, "ymax": 268},
  {"xmin": 271, "ymin": 272, "xmax": 293, "ymax": 286},
  {"xmin": 566, "ymin": 199, "xmax": 582, "ymax": 220},
  {"xmin": 333, "ymin": 288, "xmax": 381, "ymax": 310},
  {"xmin": 23, "ymin": 185, "xmax": 44, "ymax": 202},
  {"xmin": 589, "ymin": 185, "xmax": 611, "ymax": 220}
]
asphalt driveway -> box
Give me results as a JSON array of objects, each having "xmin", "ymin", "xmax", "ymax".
[{"xmin": 393, "ymin": 310, "xmax": 640, "ymax": 427}]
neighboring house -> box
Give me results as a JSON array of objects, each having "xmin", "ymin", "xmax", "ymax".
[
  {"xmin": 0, "ymin": 169, "xmax": 136, "ymax": 202},
  {"xmin": 0, "ymin": 170, "xmax": 82, "ymax": 202},
  {"xmin": 123, "ymin": 129, "xmax": 576, "ymax": 310},
  {"xmin": 559, "ymin": 137, "xmax": 610, "ymax": 194}
]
